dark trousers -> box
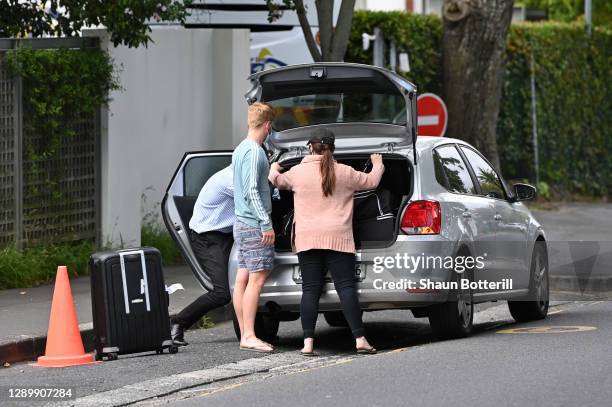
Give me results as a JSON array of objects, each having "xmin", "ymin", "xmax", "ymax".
[
  {"xmin": 297, "ymin": 249, "xmax": 365, "ymax": 339},
  {"xmin": 174, "ymin": 230, "xmax": 234, "ymax": 329}
]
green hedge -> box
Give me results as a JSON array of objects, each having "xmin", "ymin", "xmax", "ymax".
[
  {"xmin": 0, "ymin": 241, "xmax": 95, "ymax": 289},
  {"xmin": 5, "ymin": 47, "xmax": 120, "ymax": 246},
  {"xmin": 347, "ymin": 11, "xmax": 442, "ymax": 95},
  {"xmin": 347, "ymin": 11, "xmax": 612, "ymax": 197},
  {"xmin": 498, "ymin": 22, "xmax": 612, "ymax": 197}
]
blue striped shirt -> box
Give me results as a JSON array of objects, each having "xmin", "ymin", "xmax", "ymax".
[
  {"xmin": 232, "ymin": 139, "xmax": 272, "ymax": 231},
  {"xmin": 189, "ymin": 165, "xmax": 235, "ymax": 234}
]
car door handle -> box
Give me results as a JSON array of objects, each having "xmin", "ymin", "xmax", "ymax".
[
  {"xmin": 462, "ymin": 212, "xmax": 472, "ymax": 219},
  {"xmin": 494, "ymin": 214, "xmax": 502, "ymax": 221}
]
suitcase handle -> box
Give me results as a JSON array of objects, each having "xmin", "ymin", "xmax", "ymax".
[{"xmin": 119, "ymin": 249, "xmax": 151, "ymax": 314}]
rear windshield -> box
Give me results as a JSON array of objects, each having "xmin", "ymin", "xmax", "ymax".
[{"xmin": 269, "ymin": 92, "xmax": 406, "ymax": 131}]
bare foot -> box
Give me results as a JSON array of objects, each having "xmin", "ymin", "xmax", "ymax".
[
  {"xmin": 301, "ymin": 338, "xmax": 314, "ymax": 354},
  {"xmin": 240, "ymin": 337, "xmax": 273, "ymax": 353},
  {"xmin": 355, "ymin": 336, "xmax": 376, "ymax": 353}
]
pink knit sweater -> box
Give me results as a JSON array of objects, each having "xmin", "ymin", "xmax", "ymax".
[{"xmin": 269, "ymin": 155, "xmax": 384, "ymax": 254}]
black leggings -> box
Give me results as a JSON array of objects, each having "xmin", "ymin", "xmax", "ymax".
[{"xmin": 297, "ymin": 249, "xmax": 365, "ymax": 339}]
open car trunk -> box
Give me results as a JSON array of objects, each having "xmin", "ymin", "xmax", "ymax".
[{"xmin": 271, "ymin": 153, "xmax": 412, "ymax": 252}]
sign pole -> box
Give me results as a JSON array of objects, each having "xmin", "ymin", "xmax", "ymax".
[
  {"xmin": 585, "ymin": 0, "xmax": 592, "ymax": 37},
  {"xmin": 530, "ymin": 53, "xmax": 540, "ymax": 186}
]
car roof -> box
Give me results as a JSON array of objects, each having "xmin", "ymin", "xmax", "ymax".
[{"xmin": 414, "ymin": 136, "xmax": 475, "ymax": 152}]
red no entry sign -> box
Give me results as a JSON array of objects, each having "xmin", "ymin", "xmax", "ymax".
[{"xmin": 417, "ymin": 93, "xmax": 447, "ymax": 137}]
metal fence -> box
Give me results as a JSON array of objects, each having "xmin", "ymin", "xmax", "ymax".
[{"xmin": 0, "ymin": 38, "xmax": 100, "ymax": 249}]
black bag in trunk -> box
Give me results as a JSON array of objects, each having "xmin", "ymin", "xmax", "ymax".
[
  {"xmin": 353, "ymin": 189, "xmax": 395, "ymax": 248},
  {"xmin": 353, "ymin": 189, "xmax": 392, "ymax": 221},
  {"xmin": 90, "ymin": 247, "xmax": 177, "ymax": 360},
  {"xmin": 275, "ymin": 209, "xmax": 295, "ymax": 250}
]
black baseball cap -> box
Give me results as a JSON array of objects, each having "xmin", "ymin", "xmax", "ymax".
[{"xmin": 307, "ymin": 128, "xmax": 335, "ymax": 146}]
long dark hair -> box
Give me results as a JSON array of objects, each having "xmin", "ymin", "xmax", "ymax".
[{"xmin": 310, "ymin": 141, "xmax": 336, "ymax": 197}]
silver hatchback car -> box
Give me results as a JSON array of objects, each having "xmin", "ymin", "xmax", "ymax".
[{"xmin": 163, "ymin": 63, "xmax": 549, "ymax": 342}]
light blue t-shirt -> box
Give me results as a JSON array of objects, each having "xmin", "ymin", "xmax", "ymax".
[
  {"xmin": 232, "ymin": 139, "xmax": 272, "ymax": 231},
  {"xmin": 189, "ymin": 165, "xmax": 235, "ymax": 234}
]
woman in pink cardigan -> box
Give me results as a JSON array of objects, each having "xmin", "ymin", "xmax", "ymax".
[{"xmin": 269, "ymin": 128, "xmax": 384, "ymax": 355}]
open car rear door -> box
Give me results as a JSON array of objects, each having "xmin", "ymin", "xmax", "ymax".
[
  {"xmin": 162, "ymin": 151, "xmax": 233, "ymax": 291},
  {"xmin": 245, "ymin": 63, "xmax": 418, "ymax": 162}
]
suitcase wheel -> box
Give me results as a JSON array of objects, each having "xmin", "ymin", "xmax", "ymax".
[
  {"xmin": 94, "ymin": 350, "xmax": 103, "ymax": 361},
  {"xmin": 168, "ymin": 345, "xmax": 179, "ymax": 354}
]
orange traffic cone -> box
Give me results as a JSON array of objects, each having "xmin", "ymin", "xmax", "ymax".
[{"xmin": 35, "ymin": 266, "xmax": 97, "ymax": 367}]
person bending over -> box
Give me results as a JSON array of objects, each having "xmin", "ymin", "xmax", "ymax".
[{"xmin": 171, "ymin": 165, "xmax": 235, "ymax": 346}]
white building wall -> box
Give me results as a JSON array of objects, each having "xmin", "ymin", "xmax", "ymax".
[
  {"xmin": 425, "ymin": 0, "xmax": 443, "ymax": 16},
  {"xmin": 86, "ymin": 27, "xmax": 249, "ymax": 247},
  {"xmin": 356, "ymin": 0, "xmax": 407, "ymax": 11}
]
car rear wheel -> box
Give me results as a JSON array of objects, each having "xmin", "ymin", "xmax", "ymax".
[
  {"xmin": 428, "ymin": 270, "xmax": 474, "ymax": 339},
  {"xmin": 231, "ymin": 310, "xmax": 280, "ymax": 343},
  {"xmin": 508, "ymin": 241, "xmax": 549, "ymax": 322}
]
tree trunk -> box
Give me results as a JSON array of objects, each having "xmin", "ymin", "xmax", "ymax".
[
  {"xmin": 330, "ymin": 0, "xmax": 356, "ymax": 61},
  {"xmin": 294, "ymin": 0, "xmax": 322, "ymax": 61},
  {"xmin": 442, "ymin": 0, "xmax": 514, "ymax": 170},
  {"xmin": 294, "ymin": 0, "xmax": 356, "ymax": 62},
  {"xmin": 316, "ymin": 0, "xmax": 334, "ymax": 60}
]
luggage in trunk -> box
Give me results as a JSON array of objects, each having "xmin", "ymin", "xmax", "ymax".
[
  {"xmin": 353, "ymin": 188, "xmax": 396, "ymax": 249},
  {"xmin": 271, "ymin": 154, "xmax": 411, "ymax": 252},
  {"xmin": 90, "ymin": 247, "xmax": 177, "ymax": 360}
]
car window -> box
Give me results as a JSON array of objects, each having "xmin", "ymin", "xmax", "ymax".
[
  {"xmin": 268, "ymin": 92, "xmax": 406, "ymax": 131},
  {"xmin": 459, "ymin": 147, "xmax": 506, "ymax": 200},
  {"xmin": 183, "ymin": 155, "xmax": 232, "ymax": 197},
  {"xmin": 433, "ymin": 145, "xmax": 477, "ymax": 194}
]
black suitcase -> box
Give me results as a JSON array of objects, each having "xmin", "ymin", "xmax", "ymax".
[{"xmin": 90, "ymin": 247, "xmax": 177, "ymax": 360}]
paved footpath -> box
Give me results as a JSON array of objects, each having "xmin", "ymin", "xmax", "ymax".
[{"xmin": 530, "ymin": 203, "xmax": 612, "ymax": 286}]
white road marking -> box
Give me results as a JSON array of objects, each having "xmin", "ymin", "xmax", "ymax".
[{"xmin": 418, "ymin": 115, "xmax": 439, "ymax": 126}]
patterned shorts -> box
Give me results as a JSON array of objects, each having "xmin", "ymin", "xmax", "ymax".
[{"xmin": 233, "ymin": 220, "xmax": 275, "ymax": 273}]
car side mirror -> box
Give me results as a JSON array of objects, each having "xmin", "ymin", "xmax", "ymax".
[{"xmin": 513, "ymin": 183, "xmax": 537, "ymax": 201}]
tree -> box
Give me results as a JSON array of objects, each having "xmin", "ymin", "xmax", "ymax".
[
  {"xmin": 0, "ymin": 0, "xmax": 192, "ymax": 48},
  {"xmin": 442, "ymin": 0, "xmax": 515, "ymax": 170},
  {"xmin": 265, "ymin": 0, "xmax": 356, "ymax": 62}
]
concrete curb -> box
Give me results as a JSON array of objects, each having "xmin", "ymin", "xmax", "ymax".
[
  {"xmin": 0, "ymin": 306, "xmax": 233, "ymax": 366},
  {"xmin": 60, "ymin": 352, "xmax": 314, "ymax": 406},
  {"xmin": 550, "ymin": 275, "xmax": 612, "ymax": 292},
  {"xmin": 66, "ymin": 366, "xmax": 252, "ymax": 407}
]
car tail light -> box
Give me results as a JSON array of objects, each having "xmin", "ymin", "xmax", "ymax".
[{"xmin": 401, "ymin": 200, "xmax": 441, "ymax": 235}]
